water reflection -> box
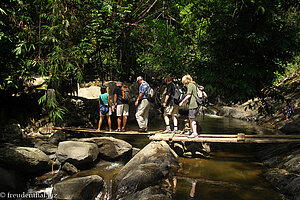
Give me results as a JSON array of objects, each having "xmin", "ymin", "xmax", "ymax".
[
  {"xmin": 172, "ymin": 151, "xmax": 281, "ymax": 200},
  {"xmin": 196, "ymin": 114, "xmax": 276, "ymax": 135}
]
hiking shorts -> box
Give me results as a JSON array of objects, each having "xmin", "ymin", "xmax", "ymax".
[
  {"xmin": 164, "ymin": 105, "xmax": 179, "ymax": 116},
  {"xmin": 188, "ymin": 108, "xmax": 198, "ymax": 119},
  {"xmin": 100, "ymin": 107, "xmax": 112, "ymax": 117},
  {"xmin": 116, "ymin": 104, "xmax": 129, "ymax": 116}
]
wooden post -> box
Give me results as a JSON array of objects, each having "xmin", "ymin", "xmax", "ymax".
[{"xmin": 237, "ymin": 133, "xmax": 245, "ymax": 143}]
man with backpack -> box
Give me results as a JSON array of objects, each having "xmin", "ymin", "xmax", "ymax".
[
  {"xmin": 162, "ymin": 76, "xmax": 179, "ymax": 133},
  {"xmin": 113, "ymin": 82, "xmax": 130, "ymax": 132},
  {"xmin": 135, "ymin": 76, "xmax": 151, "ymax": 132}
]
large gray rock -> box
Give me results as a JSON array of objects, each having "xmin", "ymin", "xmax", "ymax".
[
  {"xmin": 283, "ymin": 155, "xmax": 300, "ymax": 173},
  {"xmin": 53, "ymin": 175, "xmax": 103, "ymax": 200},
  {"xmin": 79, "ymin": 137, "xmax": 132, "ymax": 161},
  {"xmin": 56, "ymin": 141, "xmax": 99, "ymax": 168},
  {"xmin": 34, "ymin": 140, "xmax": 57, "ymax": 155},
  {"xmin": 0, "ymin": 146, "xmax": 50, "ymax": 174},
  {"xmin": 116, "ymin": 163, "xmax": 167, "ymax": 199},
  {"xmin": 120, "ymin": 186, "xmax": 171, "ymax": 200},
  {"xmin": 217, "ymin": 104, "xmax": 259, "ymax": 121},
  {"xmin": 284, "ymin": 177, "xmax": 300, "ymax": 195},
  {"xmin": 115, "ymin": 141, "xmax": 179, "ymax": 199},
  {"xmin": 277, "ymin": 115, "xmax": 300, "ymax": 134}
]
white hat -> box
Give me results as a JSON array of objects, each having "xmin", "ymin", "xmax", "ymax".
[{"xmin": 136, "ymin": 76, "xmax": 143, "ymax": 82}]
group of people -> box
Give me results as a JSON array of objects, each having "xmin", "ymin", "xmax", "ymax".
[{"xmin": 97, "ymin": 74, "xmax": 202, "ymax": 138}]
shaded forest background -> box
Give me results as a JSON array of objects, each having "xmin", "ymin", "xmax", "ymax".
[{"xmin": 1, "ymin": 0, "xmax": 299, "ymax": 103}]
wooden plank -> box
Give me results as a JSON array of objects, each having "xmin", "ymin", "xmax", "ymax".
[
  {"xmin": 150, "ymin": 134, "xmax": 300, "ymax": 144},
  {"xmin": 245, "ymin": 134, "xmax": 300, "ymax": 139},
  {"xmin": 172, "ymin": 133, "xmax": 300, "ymax": 139},
  {"xmin": 53, "ymin": 127, "xmax": 159, "ymax": 135},
  {"xmin": 172, "ymin": 137, "xmax": 238, "ymax": 143},
  {"xmin": 244, "ymin": 139, "xmax": 300, "ymax": 143}
]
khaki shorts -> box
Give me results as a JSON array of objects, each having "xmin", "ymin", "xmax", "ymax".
[
  {"xmin": 188, "ymin": 108, "xmax": 198, "ymax": 119},
  {"xmin": 164, "ymin": 105, "xmax": 179, "ymax": 116},
  {"xmin": 116, "ymin": 104, "xmax": 129, "ymax": 116}
]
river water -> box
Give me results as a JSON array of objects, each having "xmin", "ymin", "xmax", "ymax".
[
  {"xmin": 34, "ymin": 114, "xmax": 282, "ymax": 200},
  {"xmin": 90, "ymin": 114, "xmax": 282, "ymax": 200}
]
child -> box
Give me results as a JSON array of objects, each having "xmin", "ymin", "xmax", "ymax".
[
  {"xmin": 97, "ymin": 86, "xmax": 112, "ymax": 131},
  {"xmin": 283, "ymin": 99, "xmax": 295, "ymax": 120}
]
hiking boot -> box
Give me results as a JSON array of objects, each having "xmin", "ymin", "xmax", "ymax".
[
  {"xmin": 138, "ymin": 128, "xmax": 147, "ymax": 133},
  {"xmin": 184, "ymin": 130, "xmax": 192, "ymax": 135},
  {"xmin": 163, "ymin": 129, "xmax": 171, "ymax": 134},
  {"xmin": 188, "ymin": 132, "xmax": 198, "ymax": 138}
]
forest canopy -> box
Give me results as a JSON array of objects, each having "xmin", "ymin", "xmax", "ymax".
[{"xmin": 1, "ymin": 0, "xmax": 299, "ymax": 102}]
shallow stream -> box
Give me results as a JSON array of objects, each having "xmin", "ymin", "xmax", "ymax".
[
  {"xmin": 91, "ymin": 114, "xmax": 282, "ymax": 200},
  {"xmin": 33, "ymin": 114, "xmax": 282, "ymax": 200}
]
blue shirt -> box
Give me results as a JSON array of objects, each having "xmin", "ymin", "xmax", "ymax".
[{"xmin": 139, "ymin": 81, "xmax": 149, "ymax": 99}]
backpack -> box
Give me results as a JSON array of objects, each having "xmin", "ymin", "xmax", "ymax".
[
  {"xmin": 99, "ymin": 96, "xmax": 109, "ymax": 115},
  {"xmin": 173, "ymin": 83, "xmax": 185, "ymax": 105},
  {"xmin": 147, "ymin": 86, "xmax": 155, "ymax": 102},
  {"xmin": 193, "ymin": 83, "xmax": 208, "ymax": 107},
  {"xmin": 121, "ymin": 85, "xmax": 130, "ymax": 103}
]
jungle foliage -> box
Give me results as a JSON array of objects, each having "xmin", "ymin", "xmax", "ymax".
[{"xmin": 1, "ymin": 0, "xmax": 299, "ymax": 102}]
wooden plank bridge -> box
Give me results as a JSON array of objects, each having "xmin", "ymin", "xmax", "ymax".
[
  {"xmin": 149, "ymin": 133, "xmax": 300, "ymax": 144},
  {"xmin": 54, "ymin": 127, "xmax": 300, "ymax": 143},
  {"xmin": 53, "ymin": 127, "xmax": 161, "ymax": 135}
]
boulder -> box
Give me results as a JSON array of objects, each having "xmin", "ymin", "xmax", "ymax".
[
  {"xmin": 284, "ymin": 177, "xmax": 300, "ymax": 195},
  {"xmin": 79, "ymin": 137, "xmax": 132, "ymax": 162},
  {"xmin": 53, "ymin": 175, "xmax": 104, "ymax": 200},
  {"xmin": 52, "ymin": 170, "xmax": 68, "ymax": 185},
  {"xmin": 115, "ymin": 141, "xmax": 179, "ymax": 199},
  {"xmin": 34, "ymin": 140, "xmax": 57, "ymax": 155},
  {"xmin": 62, "ymin": 162, "xmax": 78, "ymax": 175},
  {"xmin": 0, "ymin": 146, "xmax": 50, "ymax": 174},
  {"xmin": 2, "ymin": 122, "xmax": 23, "ymax": 139},
  {"xmin": 283, "ymin": 155, "xmax": 300, "ymax": 173},
  {"xmin": 56, "ymin": 141, "xmax": 99, "ymax": 168},
  {"xmin": 120, "ymin": 186, "xmax": 171, "ymax": 200},
  {"xmin": 277, "ymin": 115, "xmax": 300, "ymax": 134},
  {"xmin": 265, "ymin": 168, "xmax": 296, "ymax": 194},
  {"xmin": 48, "ymin": 130, "xmax": 67, "ymax": 145},
  {"xmin": 116, "ymin": 163, "xmax": 167, "ymax": 199}
]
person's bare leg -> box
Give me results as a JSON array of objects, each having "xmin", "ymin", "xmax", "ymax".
[
  {"xmin": 98, "ymin": 115, "xmax": 104, "ymax": 130},
  {"xmin": 117, "ymin": 116, "xmax": 122, "ymax": 129},
  {"xmin": 172, "ymin": 115, "xmax": 178, "ymax": 131},
  {"xmin": 190, "ymin": 181, "xmax": 197, "ymax": 197},
  {"xmin": 107, "ymin": 115, "xmax": 112, "ymax": 132},
  {"xmin": 122, "ymin": 116, "xmax": 128, "ymax": 129}
]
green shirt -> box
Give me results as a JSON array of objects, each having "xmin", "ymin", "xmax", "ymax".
[{"xmin": 187, "ymin": 83, "xmax": 198, "ymax": 109}]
